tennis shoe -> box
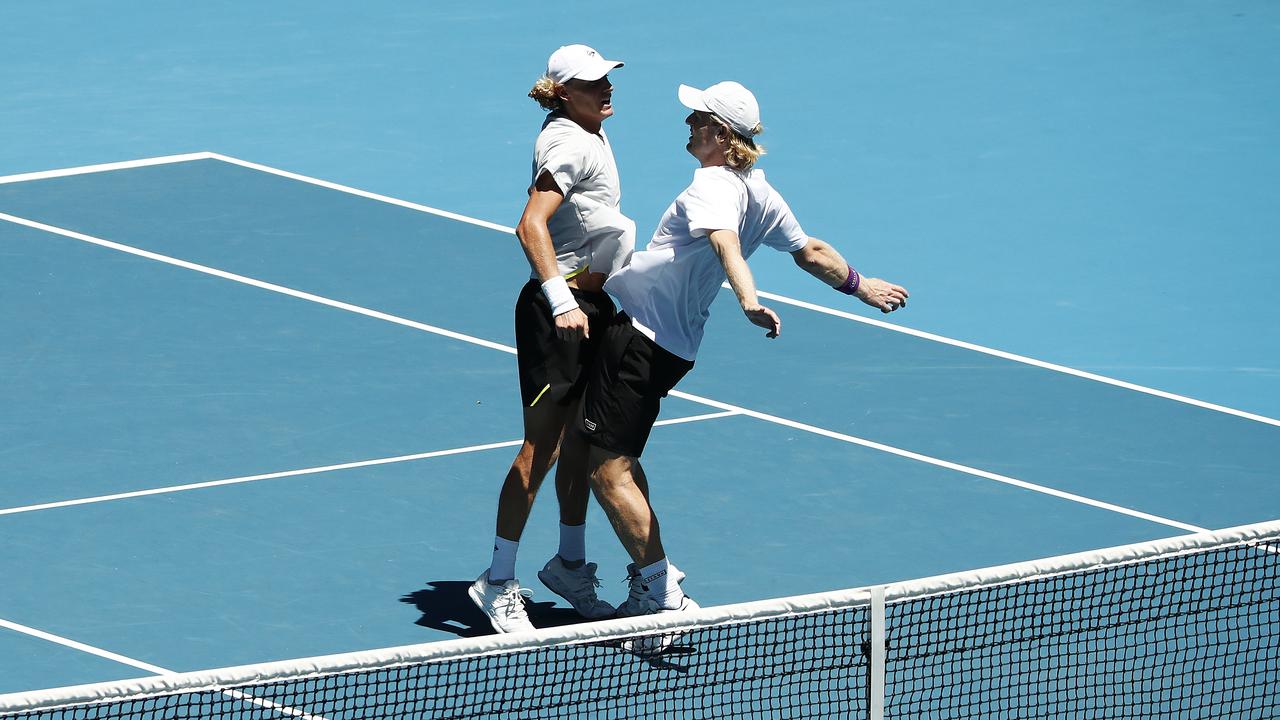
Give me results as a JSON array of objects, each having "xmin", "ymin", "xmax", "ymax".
[
  {"xmin": 537, "ymin": 556, "xmax": 615, "ymax": 619},
  {"xmin": 619, "ymin": 595, "xmax": 700, "ymax": 656},
  {"xmin": 468, "ymin": 571, "xmax": 535, "ymax": 634},
  {"xmin": 616, "ymin": 562, "xmax": 687, "ymax": 618}
]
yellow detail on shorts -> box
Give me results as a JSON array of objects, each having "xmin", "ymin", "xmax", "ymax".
[
  {"xmin": 529, "ymin": 383, "xmax": 552, "ymax": 407},
  {"xmin": 564, "ymin": 265, "xmax": 589, "ymax": 281}
]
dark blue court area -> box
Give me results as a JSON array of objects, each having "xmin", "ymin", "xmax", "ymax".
[{"xmin": 1, "ymin": 156, "xmax": 1276, "ymax": 695}]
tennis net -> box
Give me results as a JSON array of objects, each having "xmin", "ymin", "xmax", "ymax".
[{"xmin": 0, "ymin": 520, "xmax": 1276, "ymax": 719}]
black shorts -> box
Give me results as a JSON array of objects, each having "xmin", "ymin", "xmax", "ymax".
[
  {"xmin": 577, "ymin": 314, "xmax": 695, "ymax": 458},
  {"xmin": 515, "ymin": 278, "xmax": 617, "ymax": 408}
]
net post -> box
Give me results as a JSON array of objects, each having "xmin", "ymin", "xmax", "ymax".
[{"xmin": 869, "ymin": 585, "xmax": 886, "ymax": 720}]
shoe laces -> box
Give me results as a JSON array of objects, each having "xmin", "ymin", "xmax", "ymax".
[
  {"xmin": 497, "ymin": 586, "xmax": 534, "ymax": 619},
  {"xmin": 579, "ymin": 575, "xmax": 604, "ymax": 596},
  {"xmin": 560, "ymin": 564, "xmax": 603, "ymax": 595},
  {"xmin": 622, "ymin": 570, "xmax": 647, "ymax": 604}
]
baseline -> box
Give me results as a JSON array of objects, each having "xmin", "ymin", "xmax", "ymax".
[
  {"xmin": 0, "ymin": 153, "xmax": 214, "ymax": 186},
  {"xmin": 2, "ymin": 152, "xmax": 1270, "ymax": 426}
]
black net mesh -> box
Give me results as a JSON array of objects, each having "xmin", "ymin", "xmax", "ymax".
[
  {"xmin": 3, "ymin": 533, "xmax": 1276, "ymax": 720},
  {"xmin": 885, "ymin": 537, "xmax": 1280, "ymax": 719},
  {"xmin": 1, "ymin": 608, "xmax": 869, "ymax": 719}
]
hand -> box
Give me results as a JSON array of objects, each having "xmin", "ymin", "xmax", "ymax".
[
  {"xmin": 743, "ymin": 304, "xmax": 781, "ymax": 338},
  {"xmin": 856, "ymin": 278, "xmax": 910, "ymax": 313},
  {"xmin": 554, "ymin": 306, "xmax": 590, "ymax": 340}
]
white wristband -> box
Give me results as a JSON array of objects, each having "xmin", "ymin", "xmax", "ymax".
[{"xmin": 540, "ymin": 276, "xmax": 579, "ymax": 316}]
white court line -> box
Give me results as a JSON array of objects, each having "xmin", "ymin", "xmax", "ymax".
[
  {"xmin": 210, "ymin": 153, "xmax": 1268, "ymax": 427},
  {"xmin": 0, "ymin": 211, "xmax": 1203, "ymax": 532},
  {"xmin": 652, "ymin": 409, "xmax": 740, "ymax": 426},
  {"xmin": 0, "ymin": 412, "xmax": 740, "ymax": 517},
  {"xmin": 0, "ymin": 153, "xmax": 215, "ymax": 185},
  {"xmin": 752, "ymin": 289, "xmax": 1280, "ymax": 428},
  {"xmin": 0, "ymin": 212, "xmax": 517, "ymax": 356},
  {"xmin": 0, "ymin": 441, "xmax": 520, "ymax": 517},
  {"xmin": 667, "ymin": 389, "xmax": 1208, "ymax": 533},
  {"xmin": 0, "ymin": 619, "xmax": 170, "ymax": 675},
  {"xmin": 2, "ymin": 151, "xmax": 1272, "ymax": 427},
  {"xmin": 206, "ymin": 153, "xmax": 516, "ymax": 234},
  {"xmin": 0, "ymin": 619, "xmax": 324, "ymax": 719}
]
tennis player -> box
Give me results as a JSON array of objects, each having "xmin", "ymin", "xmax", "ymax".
[
  {"xmin": 469, "ymin": 44, "xmax": 636, "ymax": 633},
  {"xmin": 579, "ymin": 81, "xmax": 909, "ymax": 625}
]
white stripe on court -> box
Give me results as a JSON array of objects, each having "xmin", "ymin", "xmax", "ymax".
[
  {"xmin": 0, "ymin": 153, "xmax": 216, "ymax": 186},
  {"xmin": 0, "ymin": 412, "xmax": 740, "ymax": 517},
  {"xmin": 0, "ymin": 213, "xmax": 518, "ymax": 356},
  {"xmin": 0, "ymin": 417, "xmax": 737, "ymax": 709},
  {"xmin": 0, "ymin": 212, "xmax": 1205, "ymax": 532},
  {"xmin": 0, "ymin": 441, "xmax": 521, "ymax": 517},
  {"xmin": 666, "ymin": 389, "xmax": 1209, "ymax": 533},
  {"xmin": 1, "ymin": 151, "xmax": 1273, "ymax": 427},
  {"xmin": 0, "ymin": 619, "xmax": 170, "ymax": 675},
  {"xmin": 0, "ymin": 619, "xmax": 328, "ymax": 719},
  {"xmin": 751, "ymin": 289, "xmax": 1280, "ymax": 428},
  {"xmin": 205, "ymin": 153, "xmax": 516, "ymax": 235},
  {"xmin": 652, "ymin": 409, "xmax": 739, "ymax": 426}
]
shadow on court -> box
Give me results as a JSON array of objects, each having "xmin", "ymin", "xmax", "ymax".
[
  {"xmin": 401, "ymin": 581, "xmax": 697, "ymax": 673},
  {"xmin": 401, "ymin": 581, "xmax": 586, "ymax": 638}
]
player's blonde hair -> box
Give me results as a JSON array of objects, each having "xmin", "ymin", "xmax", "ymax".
[
  {"xmin": 717, "ymin": 117, "xmax": 765, "ymax": 172},
  {"xmin": 528, "ymin": 75, "xmax": 564, "ymax": 111}
]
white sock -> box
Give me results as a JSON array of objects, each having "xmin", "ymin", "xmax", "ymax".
[
  {"xmin": 638, "ymin": 558, "xmax": 685, "ymax": 609},
  {"xmin": 558, "ymin": 522, "xmax": 586, "ymax": 565},
  {"xmin": 489, "ymin": 536, "xmax": 519, "ymax": 583}
]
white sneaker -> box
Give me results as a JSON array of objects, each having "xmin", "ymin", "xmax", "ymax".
[
  {"xmin": 619, "ymin": 595, "xmax": 700, "ymax": 656},
  {"xmin": 537, "ymin": 556, "xmax": 615, "ymax": 619},
  {"xmin": 616, "ymin": 562, "xmax": 687, "ymax": 618},
  {"xmin": 468, "ymin": 571, "xmax": 535, "ymax": 633}
]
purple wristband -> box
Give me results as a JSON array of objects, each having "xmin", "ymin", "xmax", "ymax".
[{"xmin": 836, "ymin": 265, "xmax": 861, "ymax": 295}]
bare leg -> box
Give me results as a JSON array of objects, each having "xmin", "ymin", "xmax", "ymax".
[
  {"xmin": 494, "ymin": 401, "xmax": 574, "ymax": 542},
  {"xmin": 554, "ymin": 423, "xmax": 591, "ymax": 527},
  {"xmin": 588, "ymin": 445, "xmax": 665, "ymax": 566},
  {"xmin": 631, "ymin": 455, "xmax": 651, "ymax": 502}
]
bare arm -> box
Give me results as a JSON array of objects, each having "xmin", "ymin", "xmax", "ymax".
[
  {"xmin": 516, "ymin": 171, "xmax": 569, "ymax": 283},
  {"xmin": 708, "ymin": 229, "xmax": 781, "ymax": 338},
  {"xmin": 516, "ymin": 171, "xmax": 590, "ymax": 338},
  {"xmin": 791, "ymin": 237, "xmax": 909, "ymax": 313}
]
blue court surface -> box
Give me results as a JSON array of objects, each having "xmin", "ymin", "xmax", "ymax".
[
  {"xmin": 2, "ymin": 0, "xmax": 1279, "ymax": 702},
  {"xmin": 1, "ymin": 155, "xmax": 1277, "ymax": 696}
]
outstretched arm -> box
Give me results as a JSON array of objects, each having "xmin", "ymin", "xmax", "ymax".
[
  {"xmin": 791, "ymin": 237, "xmax": 909, "ymax": 313},
  {"xmin": 708, "ymin": 229, "xmax": 782, "ymax": 338}
]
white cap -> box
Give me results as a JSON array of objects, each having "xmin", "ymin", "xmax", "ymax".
[
  {"xmin": 546, "ymin": 44, "xmax": 623, "ymax": 85},
  {"xmin": 678, "ymin": 81, "xmax": 761, "ymax": 139}
]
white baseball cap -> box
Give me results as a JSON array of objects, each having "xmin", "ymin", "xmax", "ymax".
[
  {"xmin": 678, "ymin": 81, "xmax": 761, "ymax": 139},
  {"xmin": 546, "ymin": 44, "xmax": 623, "ymax": 85}
]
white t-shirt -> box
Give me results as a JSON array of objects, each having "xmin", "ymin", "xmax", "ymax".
[
  {"xmin": 531, "ymin": 113, "xmax": 636, "ymax": 279},
  {"xmin": 605, "ymin": 166, "xmax": 809, "ymax": 361}
]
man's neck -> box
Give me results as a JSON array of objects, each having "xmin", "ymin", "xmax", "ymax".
[{"xmin": 561, "ymin": 111, "xmax": 603, "ymax": 136}]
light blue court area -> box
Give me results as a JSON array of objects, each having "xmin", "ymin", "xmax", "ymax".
[
  {"xmin": 0, "ymin": 630, "xmax": 141, "ymax": 698},
  {"xmin": 1, "ymin": 156, "xmax": 1278, "ymax": 695},
  {"xmin": 691, "ymin": 292, "xmax": 1279, "ymax": 530},
  {"xmin": 0, "ymin": 218, "xmax": 523, "ymax": 508}
]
